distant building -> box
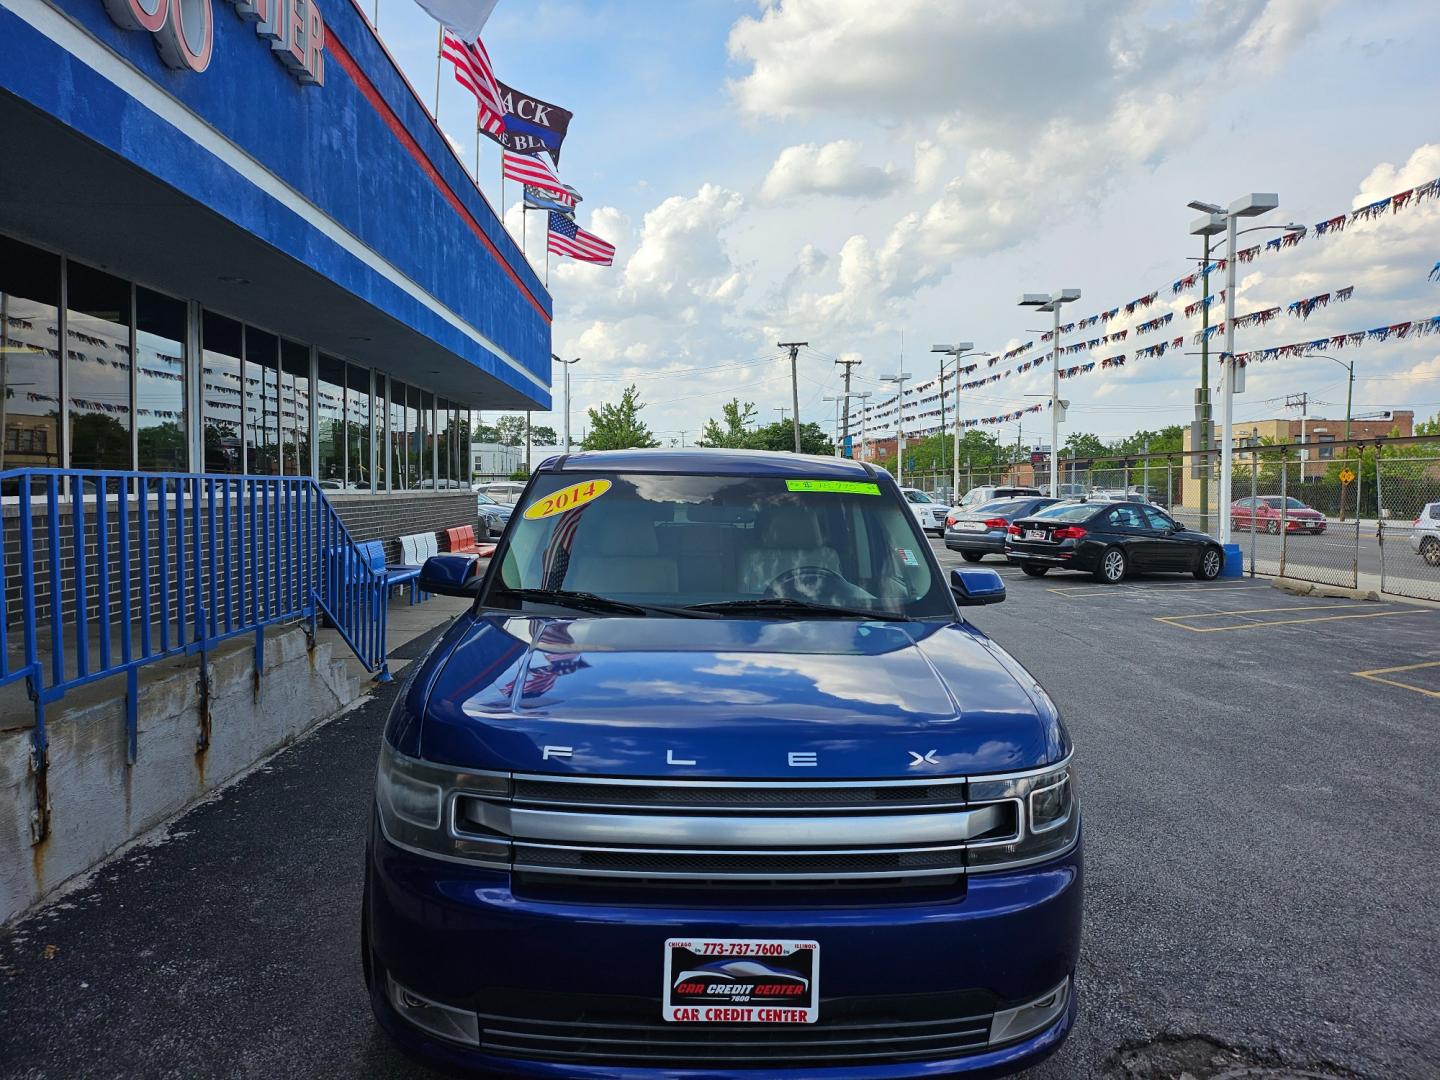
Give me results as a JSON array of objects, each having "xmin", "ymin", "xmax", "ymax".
[{"xmin": 1180, "ymin": 410, "xmax": 1414, "ymax": 504}]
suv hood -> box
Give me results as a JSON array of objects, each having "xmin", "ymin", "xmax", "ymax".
[{"xmin": 413, "ymin": 615, "xmax": 1066, "ymax": 779}]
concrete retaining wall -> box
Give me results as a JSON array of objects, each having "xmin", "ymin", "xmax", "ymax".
[{"xmin": 0, "ymin": 623, "xmax": 363, "ymax": 925}]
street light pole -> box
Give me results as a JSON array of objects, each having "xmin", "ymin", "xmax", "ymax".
[
  {"xmin": 881, "ymin": 372, "xmax": 911, "ymax": 485},
  {"xmin": 552, "ymin": 354, "xmax": 580, "ymax": 452},
  {"xmin": 856, "ymin": 391, "xmax": 872, "ymax": 463},
  {"xmin": 931, "ymin": 341, "xmax": 974, "ymax": 500},
  {"xmin": 1018, "ymin": 290, "xmax": 1080, "ymax": 496}
]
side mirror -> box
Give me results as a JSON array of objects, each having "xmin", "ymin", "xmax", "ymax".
[
  {"xmin": 418, "ymin": 554, "xmax": 483, "ymax": 597},
  {"xmin": 950, "ymin": 567, "xmax": 1006, "ymax": 606},
  {"xmin": 1171, "ymin": 521, "xmax": 1188, "ymax": 532}
]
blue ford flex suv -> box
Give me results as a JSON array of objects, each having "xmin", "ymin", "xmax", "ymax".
[{"xmin": 364, "ymin": 449, "xmax": 1081, "ymax": 1078}]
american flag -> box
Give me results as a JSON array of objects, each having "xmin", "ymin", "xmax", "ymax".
[
  {"xmin": 441, "ymin": 31, "xmax": 504, "ymax": 138},
  {"xmin": 548, "ymin": 211, "xmax": 615, "ymax": 266},
  {"xmin": 541, "ymin": 506, "xmax": 586, "ymax": 588},
  {"xmin": 502, "ymin": 149, "xmax": 567, "ymax": 198}
]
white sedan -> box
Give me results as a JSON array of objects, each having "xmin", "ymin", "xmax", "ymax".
[{"xmin": 900, "ymin": 487, "xmax": 953, "ymax": 536}]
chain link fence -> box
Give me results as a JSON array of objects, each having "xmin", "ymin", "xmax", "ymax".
[
  {"xmin": 1376, "ymin": 456, "xmax": 1440, "ymax": 602},
  {"xmin": 903, "ymin": 440, "xmax": 1439, "ymax": 603}
]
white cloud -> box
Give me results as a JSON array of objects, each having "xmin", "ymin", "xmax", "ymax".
[{"xmin": 759, "ymin": 140, "xmax": 901, "ymax": 202}]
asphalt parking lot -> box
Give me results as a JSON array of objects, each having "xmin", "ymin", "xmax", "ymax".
[{"xmin": 0, "ymin": 545, "xmax": 1436, "ymax": 1079}]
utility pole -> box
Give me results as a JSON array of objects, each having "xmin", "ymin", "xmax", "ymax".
[
  {"xmin": 775, "ymin": 407, "xmax": 790, "ymax": 424},
  {"xmin": 835, "ymin": 354, "xmax": 861, "ymax": 458},
  {"xmin": 777, "ymin": 341, "xmax": 807, "ymax": 453},
  {"xmin": 1287, "ymin": 391, "xmax": 1309, "ymax": 477},
  {"xmin": 931, "ymin": 341, "xmax": 973, "ymax": 499},
  {"xmin": 855, "ymin": 391, "xmax": 872, "ymax": 463}
]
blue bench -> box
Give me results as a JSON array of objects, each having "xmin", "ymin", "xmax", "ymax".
[{"xmin": 335, "ymin": 541, "xmax": 420, "ymax": 601}]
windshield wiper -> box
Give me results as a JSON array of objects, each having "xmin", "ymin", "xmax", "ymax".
[
  {"xmin": 687, "ymin": 597, "xmax": 911, "ymax": 621},
  {"xmin": 493, "ymin": 588, "xmax": 716, "ymax": 618}
]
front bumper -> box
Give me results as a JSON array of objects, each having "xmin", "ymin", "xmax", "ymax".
[{"xmin": 366, "ymin": 818, "xmax": 1083, "ymax": 1079}]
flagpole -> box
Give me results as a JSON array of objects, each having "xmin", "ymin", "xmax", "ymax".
[
  {"xmin": 499, "ymin": 155, "xmax": 506, "ymax": 236},
  {"xmin": 433, "ymin": 26, "xmax": 443, "ymax": 118},
  {"xmin": 522, "ymin": 206, "xmax": 528, "ymax": 256},
  {"xmin": 474, "ymin": 124, "xmax": 480, "ymax": 180}
]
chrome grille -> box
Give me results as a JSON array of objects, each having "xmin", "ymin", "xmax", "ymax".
[
  {"xmin": 475, "ymin": 1006, "xmax": 994, "ymax": 1066},
  {"xmin": 451, "ymin": 774, "xmax": 1020, "ymax": 885}
]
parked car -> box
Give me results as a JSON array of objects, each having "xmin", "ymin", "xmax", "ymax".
[
  {"xmin": 1040, "ymin": 483, "xmax": 1087, "ymax": 499},
  {"xmin": 1086, "ymin": 490, "xmax": 1145, "ymax": 503},
  {"xmin": 479, "ymin": 480, "xmax": 527, "ymax": 505},
  {"xmin": 959, "ymin": 484, "xmax": 1042, "ymax": 509},
  {"xmin": 1128, "ymin": 486, "xmax": 1170, "ymax": 509},
  {"xmin": 1230, "ymin": 496, "xmax": 1327, "ymax": 534},
  {"xmin": 367, "ymin": 449, "xmax": 1082, "ymax": 1078},
  {"xmin": 1006, "ymin": 499, "xmax": 1224, "ymax": 583},
  {"xmin": 1412, "ymin": 501, "xmax": 1440, "ymax": 566},
  {"xmin": 474, "ymin": 491, "xmax": 513, "ymax": 537},
  {"xmin": 900, "ymin": 485, "xmax": 952, "ymax": 535},
  {"xmin": 945, "ymin": 496, "xmax": 1059, "ymax": 561}
]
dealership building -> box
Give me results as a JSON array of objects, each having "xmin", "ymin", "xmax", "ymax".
[{"xmin": 0, "ymin": 0, "xmax": 551, "ymax": 498}]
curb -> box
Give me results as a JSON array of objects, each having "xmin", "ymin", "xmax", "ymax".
[{"xmin": 1269, "ymin": 576, "xmax": 1440, "ymax": 608}]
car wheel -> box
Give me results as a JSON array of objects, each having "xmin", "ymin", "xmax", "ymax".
[
  {"xmin": 1267, "ymin": 519, "xmax": 1280, "ymax": 535},
  {"xmin": 1094, "ymin": 547, "xmax": 1126, "ymax": 584},
  {"xmin": 1422, "ymin": 537, "xmax": 1440, "ymax": 567},
  {"xmin": 1195, "ymin": 546, "xmax": 1223, "ymax": 580},
  {"xmin": 1021, "ymin": 565, "xmax": 1049, "ymax": 578},
  {"xmin": 961, "ymin": 552, "xmax": 984, "ymax": 563}
]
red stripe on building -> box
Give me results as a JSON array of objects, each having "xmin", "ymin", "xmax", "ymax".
[{"xmin": 325, "ymin": 30, "xmax": 550, "ymax": 324}]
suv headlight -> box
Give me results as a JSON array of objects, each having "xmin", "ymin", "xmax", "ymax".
[
  {"xmin": 375, "ymin": 741, "xmax": 511, "ymax": 867},
  {"xmin": 967, "ymin": 759, "xmax": 1078, "ymax": 872}
]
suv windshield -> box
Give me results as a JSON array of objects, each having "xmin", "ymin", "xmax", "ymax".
[
  {"xmin": 488, "ymin": 472, "xmax": 953, "ymax": 619},
  {"xmin": 904, "ymin": 489, "xmax": 933, "ymax": 503}
]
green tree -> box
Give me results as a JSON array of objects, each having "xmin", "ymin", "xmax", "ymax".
[
  {"xmin": 529, "ymin": 424, "xmax": 558, "ymax": 445},
  {"xmin": 1063, "ymin": 431, "xmax": 1109, "ymax": 462},
  {"xmin": 743, "ymin": 419, "xmax": 833, "ymax": 455},
  {"xmin": 493, "ymin": 414, "xmax": 529, "ymax": 447},
  {"xmin": 697, "ymin": 399, "xmax": 758, "ymax": 448},
  {"xmin": 1416, "ymin": 411, "xmax": 1440, "ymax": 436},
  {"xmin": 581, "ymin": 384, "xmax": 659, "ymax": 450}
]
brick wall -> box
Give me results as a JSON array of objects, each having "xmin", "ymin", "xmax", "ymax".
[{"xmin": 328, "ymin": 492, "xmax": 479, "ymax": 561}]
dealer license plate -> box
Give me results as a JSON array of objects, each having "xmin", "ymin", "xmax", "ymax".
[
  {"xmin": 957, "ymin": 521, "xmax": 986, "ymax": 532},
  {"xmin": 1025, "ymin": 529, "xmax": 1048, "ymax": 540},
  {"xmin": 663, "ymin": 938, "xmax": 819, "ymax": 1023}
]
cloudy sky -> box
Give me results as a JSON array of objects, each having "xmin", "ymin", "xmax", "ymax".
[{"xmin": 377, "ymin": 0, "xmax": 1440, "ymax": 447}]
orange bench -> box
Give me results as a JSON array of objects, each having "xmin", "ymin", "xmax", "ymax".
[{"xmin": 445, "ymin": 526, "xmax": 496, "ymax": 559}]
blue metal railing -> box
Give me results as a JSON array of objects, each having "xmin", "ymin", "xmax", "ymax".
[{"xmin": 1, "ymin": 468, "xmax": 394, "ymax": 843}]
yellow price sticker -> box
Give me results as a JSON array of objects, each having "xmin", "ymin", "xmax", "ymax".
[
  {"xmin": 523, "ymin": 479, "xmax": 612, "ymax": 520},
  {"xmin": 1339, "ymin": 469, "xmax": 1355, "ymax": 484},
  {"xmin": 785, "ymin": 479, "xmax": 882, "ymax": 495}
]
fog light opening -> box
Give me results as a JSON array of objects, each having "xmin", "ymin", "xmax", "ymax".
[
  {"xmin": 987, "ymin": 976, "xmax": 1070, "ymax": 1046},
  {"xmin": 387, "ymin": 975, "xmax": 480, "ymax": 1046}
]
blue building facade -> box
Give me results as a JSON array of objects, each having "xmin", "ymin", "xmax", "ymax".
[{"xmin": 0, "ymin": 0, "xmax": 550, "ymax": 488}]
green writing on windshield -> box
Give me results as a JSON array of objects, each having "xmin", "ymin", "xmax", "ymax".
[{"xmin": 786, "ymin": 479, "xmax": 881, "ymax": 495}]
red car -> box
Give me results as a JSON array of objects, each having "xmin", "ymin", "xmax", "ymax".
[{"xmin": 1231, "ymin": 496, "xmax": 1327, "ymax": 534}]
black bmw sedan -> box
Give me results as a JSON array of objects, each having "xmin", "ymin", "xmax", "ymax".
[
  {"xmin": 1005, "ymin": 500, "xmax": 1225, "ymax": 583},
  {"xmin": 945, "ymin": 496, "xmax": 1059, "ymax": 561}
]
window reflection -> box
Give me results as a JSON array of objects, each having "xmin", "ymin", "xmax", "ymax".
[
  {"xmin": 246, "ymin": 328, "xmax": 280, "ymax": 475},
  {"xmin": 389, "ymin": 379, "xmax": 408, "ymax": 491},
  {"xmin": 346, "ymin": 364, "xmax": 372, "ymax": 490},
  {"xmin": 317, "ymin": 353, "xmax": 345, "ymax": 486},
  {"xmin": 135, "ymin": 287, "xmax": 187, "ymax": 472},
  {"xmin": 280, "ymin": 339, "xmax": 309, "ymax": 476},
  {"xmin": 202, "ymin": 313, "xmax": 243, "ymax": 474},
  {"xmin": 67, "ymin": 263, "xmax": 132, "ymax": 471},
  {"xmin": 0, "ymin": 237, "xmax": 62, "ymax": 472}
]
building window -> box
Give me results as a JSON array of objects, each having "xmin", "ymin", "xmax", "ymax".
[
  {"xmin": 246, "ymin": 328, "xmax": 280, "ymax": 475},
  {"xmin": 1318, "ymin": 435, "xmax": 1335, "ymax": 460},
  {"xmin": 316, "ymin": 353, "xmax": 345, "ymax": 486},
  {"xmin": 279, "ymin": 338, "xmax": 309, "ymax": 476},
  {"xmin": 390, "ymin": 379, "xmax": 409, "ymax": 491},
  {"xmin": 0, "ymin": 235, "xmax": 62, "ymax": 473},
  {"xmin": 66, "ymin": 262, "xmax": 133, "ymax": 471},
  {"xmin": 346, "ymin": 364, "xmax": 372, "ymax": 490},
  {"xmin": 135, "ymin": 287, "xmax": 187, "ymax": 472},
  {"xmin": 202, "ymin": 312, "xmax": 244, "ymax": 473},
  {"xmin": 436, "ymin": 397, "xmax": 452, "ymax": 486}
]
